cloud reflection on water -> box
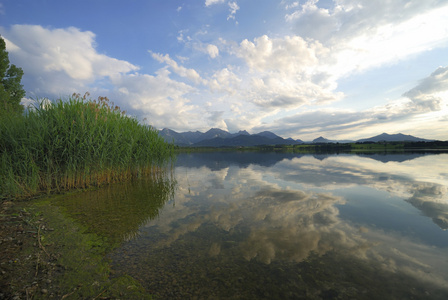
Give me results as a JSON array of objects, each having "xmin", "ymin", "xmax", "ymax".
[
  {"xmin": 407, "ymin": 183, "xmax": 448, "ymax": 229},
  {"xmin": 139, "ymin": 152, "xmax": 448, "ymax": 290},
  {"xmin": 268, "ymin": 154, "xmax": 448, "ymax": 230}
]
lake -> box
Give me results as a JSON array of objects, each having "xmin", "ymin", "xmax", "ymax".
[{"xmin": 58, "ymin": 151, "xmax": 448, "ymax": 299}]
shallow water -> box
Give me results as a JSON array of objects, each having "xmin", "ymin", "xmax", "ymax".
[{"xmin": 62, "ymin": 152, "xmax": 448, "ymax": 299}]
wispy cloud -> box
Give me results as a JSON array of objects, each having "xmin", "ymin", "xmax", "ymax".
[
  {"xmin": 205, "ymin": 0, "xmax": 225, "ymax": 7},
  {"xmin": 205, "ymin": 0, "xmax": 239, "ymax": 22},
  {"xmin": 227, "ymin": 1, "xmax": 239, "ymax": 21}
]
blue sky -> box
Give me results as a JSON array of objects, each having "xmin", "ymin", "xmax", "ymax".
[{"xmin": 1, "ymin": 0, "xmax": 447, "ymax": 140}]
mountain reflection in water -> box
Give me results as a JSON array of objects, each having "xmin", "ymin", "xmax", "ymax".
[{"xmin": 102, "ymin": 152, "xmax": 447, "ymax": 299}]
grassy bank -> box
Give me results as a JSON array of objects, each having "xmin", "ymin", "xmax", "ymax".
[{"xmin": 0, "ymin": 93, "xmax": 174, "ymax": 200}]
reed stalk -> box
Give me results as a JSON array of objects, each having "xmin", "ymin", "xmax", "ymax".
[{"xmin": 0, "ymin": 93, "xmax": 174, "ymax": 200}]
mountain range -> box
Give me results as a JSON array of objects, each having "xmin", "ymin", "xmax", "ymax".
[{"xmin": 158, "ymin": 128, "xmax": 434, "ymax": 147}]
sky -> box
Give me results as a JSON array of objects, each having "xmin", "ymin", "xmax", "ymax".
[{"xmin": 1, "ymin": 0, "xmax": 447, "ymax": 141}]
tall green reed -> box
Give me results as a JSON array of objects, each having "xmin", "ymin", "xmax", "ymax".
[{"xmin": 0, "ymin": 93, "xmax": 175, "ymax": 200}]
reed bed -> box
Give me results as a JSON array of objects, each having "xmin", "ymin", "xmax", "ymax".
[{"xmin": 0, "ymin": 93, "xmax": 175, "ymax": 200}]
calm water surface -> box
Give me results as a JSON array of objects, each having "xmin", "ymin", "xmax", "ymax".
[{"xmin": 60, "ymin": 152, "xmax": 448, "ymax": 299}]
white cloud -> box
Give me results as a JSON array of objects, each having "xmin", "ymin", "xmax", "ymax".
[
  {"xmin": 176, "ymin": 29, "xmax": 222, "ymax": 60},
  {"xmin": 331, "ymin": 6, "xmax": 448, "ymax": 78},
  {"xmin": 3, "ymin": 37, "xmax": 20, "ymax": 52},
  {"xmin": 236, "ymin": 35, "xmax": 327, "ymax": 72},
  {"xmin": 205, "ymin": 0, "xmax": 239, "ymax": 21},
  {"xmin": 283, "ymin": 1, "xmax": 300, "ymax": 10},
  {"xmin": 110, "ymin": 70, "xmax": 203, "ymax": 130},
  {"xmin": 232, "ymin": 35, "xmax": 342, "ymax": 110},
  {"xmin": 205, "ymin": 0, "xmax": 225, "ymax": 7},
  {"xmin": 209, "ymin": 68, "xmax": 240, "ymax": 94},
  {"xmin": 206, "ymin": 44, "xmax": 219, "ymax": 58},
  {"xmin": 151, "ymin": 52, "xmax": 206, "ymax": 85},
  {"xmin": 176, "ymin": 29, "xmax": 191, "ymax": 43},
  {"xmin": 285, "ymin": 0, "xmax": 338, "ymax": 42},
  {"xmin": 227, "ymin": 1, "xmax": 239, "ymax": 21},
  {"xmin": 3, "ymin": 25, "xmax": 138, "ymax": 95}
]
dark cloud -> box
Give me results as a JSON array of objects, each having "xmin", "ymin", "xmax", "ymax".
[
  {"xmin": 253, "ymin": 110, "xmax": 370, "ymax": 138},
  {"xmin": 402, "ymin": 66, "xmax": 448, "ymax": 112},
  {"xmin": 408, "ymin": 66, "xmax": 448, "ymax": 95},
  {"xmin": 267, "ymin": 95, "xmax": 305, "ymax": 108},
  {"xmin": 207, "ymin": 110, "xmax": 224, "ymax": 122},
  {"xmin": 286, "ymin": 2, "xmax": 339, "ymax": 42}
]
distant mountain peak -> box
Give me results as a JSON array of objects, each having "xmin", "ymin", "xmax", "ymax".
[
  {"xmin": 313, "ymin": 136, "xmax": 330, "ymax": 143},
  {"xmin": 206, "ymin": 128, "xmax": 227, "ymax": 133},
  {"xmin": 237, "ymin": 130, "xmax": 250, "ymax": 135},
  {"xmin": 160, "ymin": 128, "xmax": 178, "ymax": 135},
  {"xmin": 357, "ymin": 133, "xmax": 432, "ymax": 143},
  {"xmin": 256, "ymin": 131, "xmax": 281, "ymax": 139}
]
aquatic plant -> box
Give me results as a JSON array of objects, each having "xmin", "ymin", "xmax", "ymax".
[{"xmin": 0, "ymin": 93, "xmax": 174, "ymax": 199}]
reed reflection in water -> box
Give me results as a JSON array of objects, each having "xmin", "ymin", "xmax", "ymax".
[{"xmin": 54, "ymin": 168, "xmax": 176, "ymax": 244}]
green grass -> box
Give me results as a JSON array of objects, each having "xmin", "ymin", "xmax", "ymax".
[{"xmin": 0, "ymin": 93, "xmax": 174, "ymax": 200}]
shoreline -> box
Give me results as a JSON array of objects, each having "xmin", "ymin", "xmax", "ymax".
[{"xmin": 0, "ymin": 196, "xmax": 152, "ymax": 299}]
